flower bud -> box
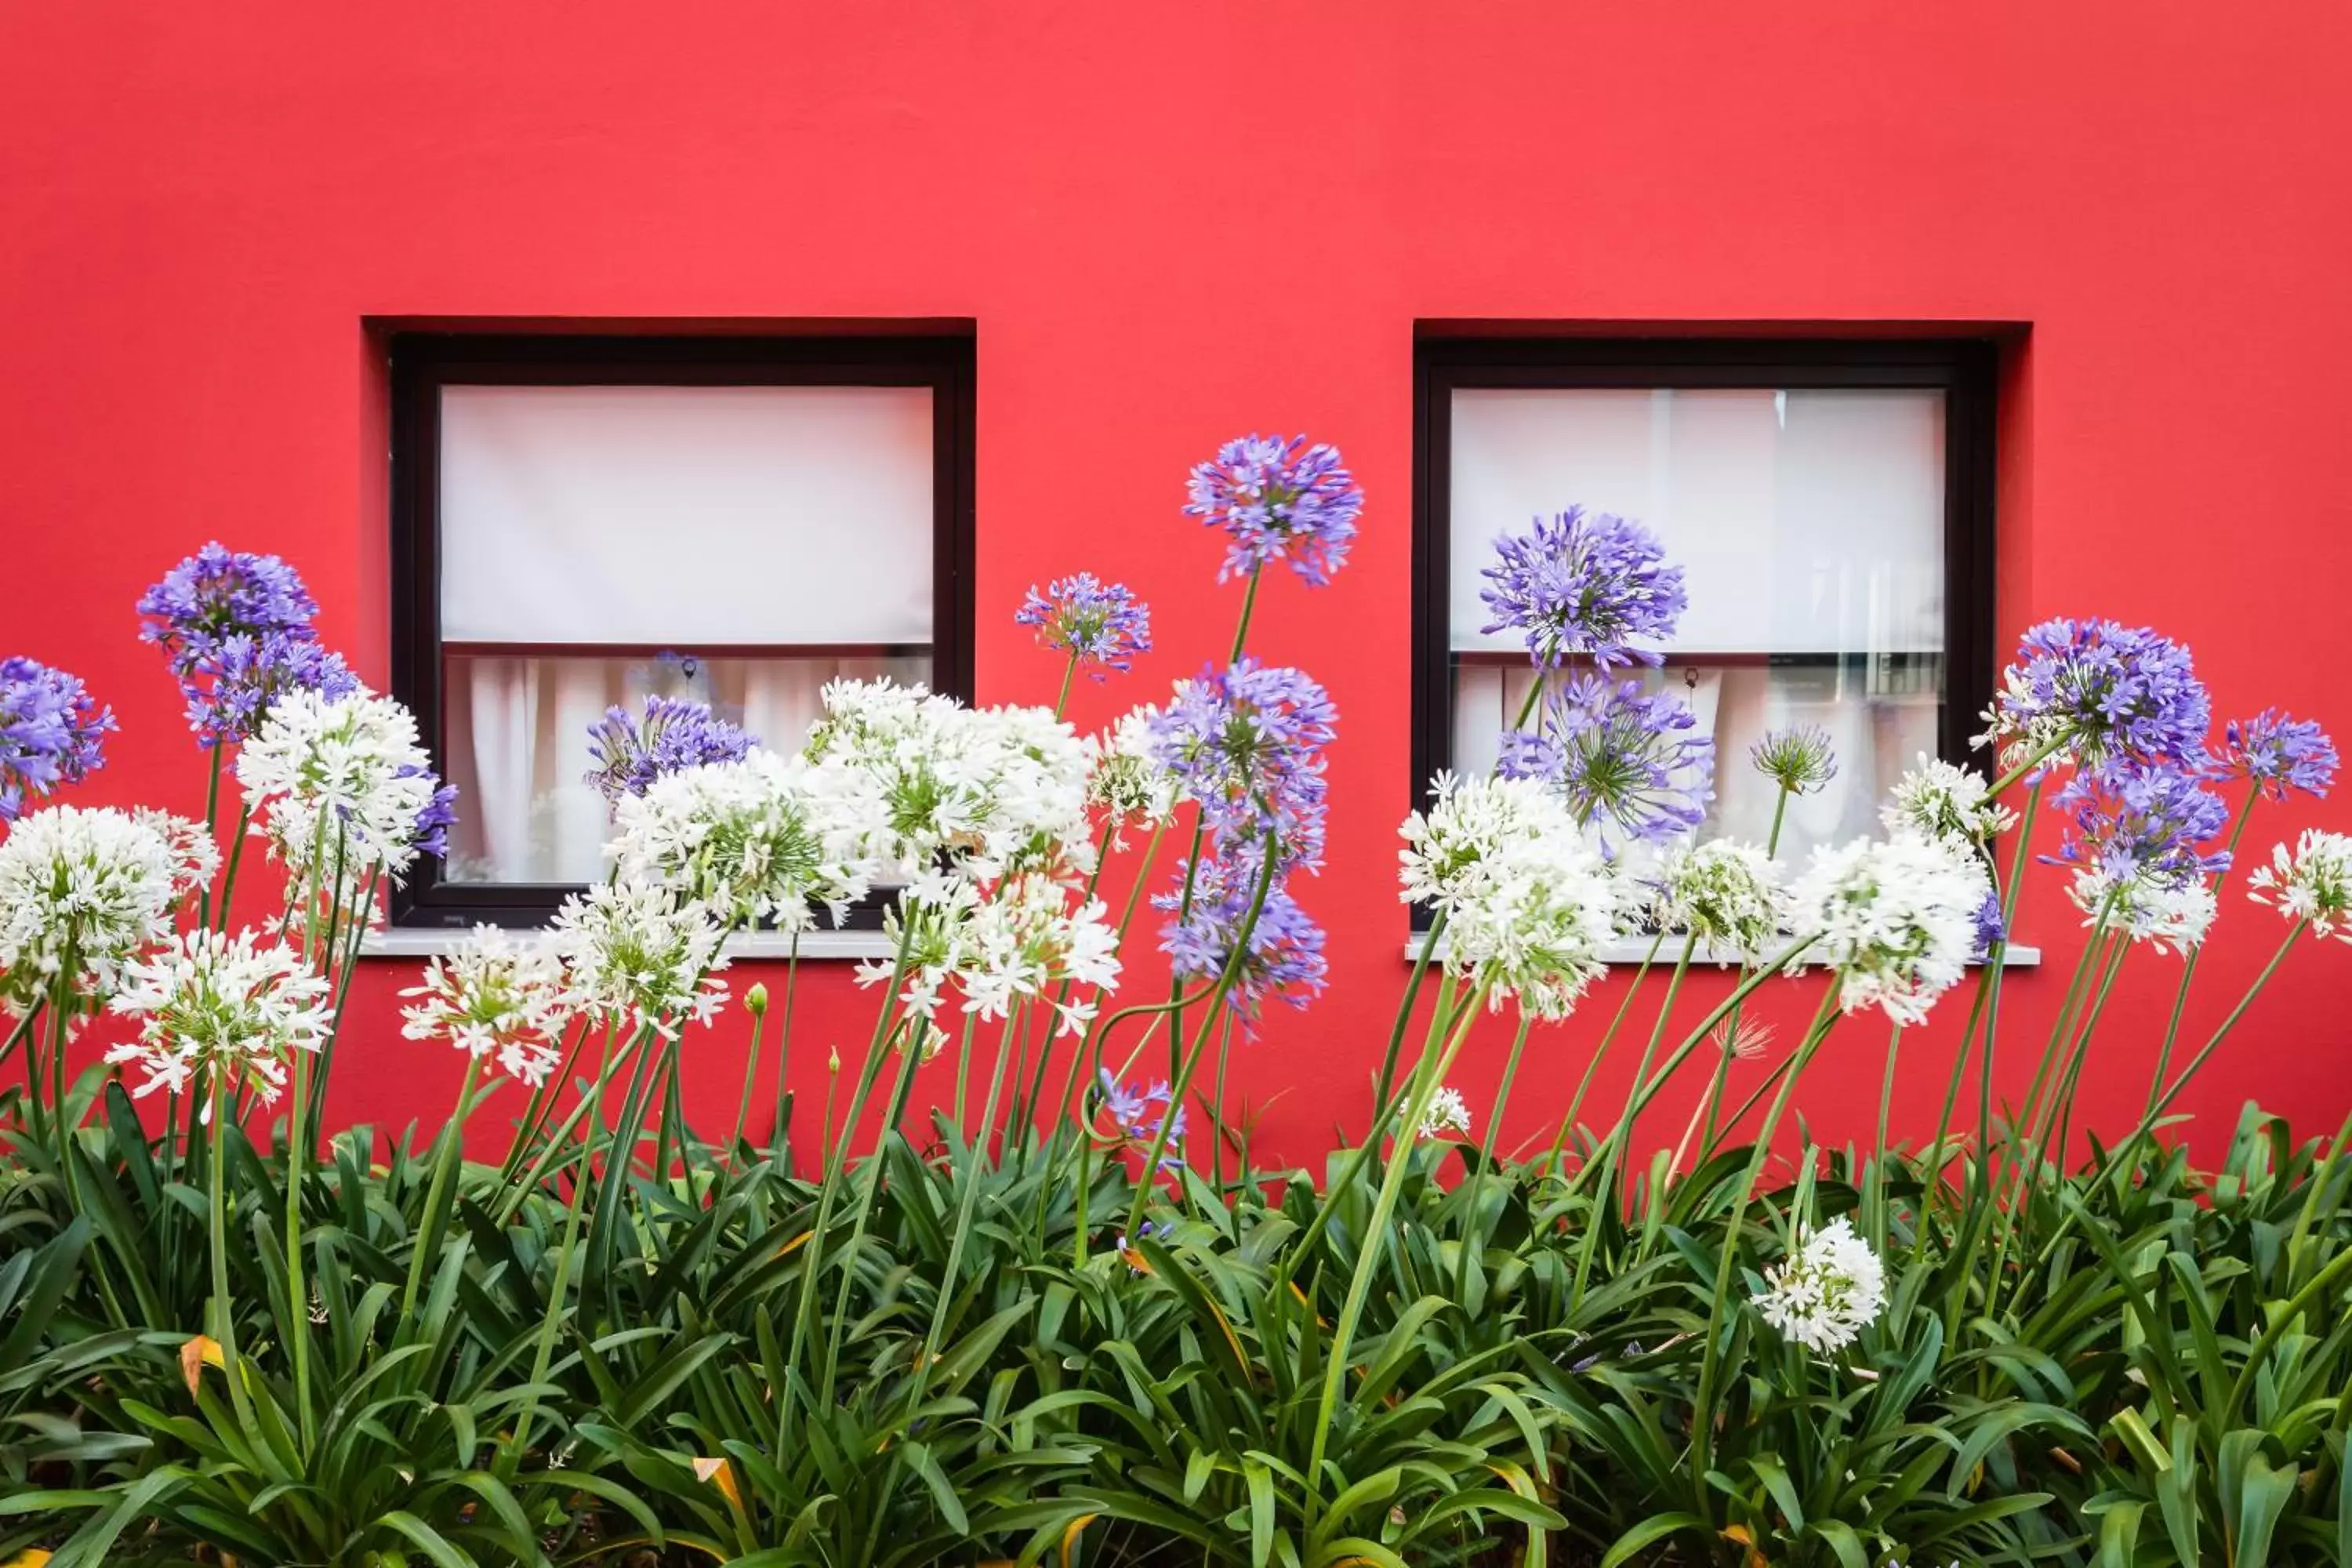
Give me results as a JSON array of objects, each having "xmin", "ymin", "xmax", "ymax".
[{"xmin": 744, "ymin": 982, "xmax": 769, "ymax": 1017}]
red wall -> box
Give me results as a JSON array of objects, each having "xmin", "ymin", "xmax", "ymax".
[{"xmin": 5, "ymin": 2, "xmax": 2350, "ymax": 1168}]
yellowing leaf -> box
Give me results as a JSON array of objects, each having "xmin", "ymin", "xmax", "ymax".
[
  {"xmin": 5, "ymin": 1550, "xmax": 56, "ymax": 1567},
  {"xmin": 1720, "ymin": 1523, "xmax": 1768, "ymax": 1568},
  {"xmin": 180, "ymin": 1334, "xmax": 223, "ymax": 1396},
  {"xmin": 776, "ymin": 1231, "xmax": 813, "ymax": 1259},
  {"xmin": 1059, "ymin": 1512, "xmax": 1098, "ymax": 1568},
  {"xmin": 691, "ymin": 1455, "xmax": 742, "ymax": 1508}
]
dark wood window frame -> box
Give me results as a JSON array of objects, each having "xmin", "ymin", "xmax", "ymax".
[
  {"xmin": 387, "ymin": 331, "xmax": 977, "ymax": 929},
  {"xmin": 1411, "ymin": 334, "xmax": 1998, "ymax": 927}
]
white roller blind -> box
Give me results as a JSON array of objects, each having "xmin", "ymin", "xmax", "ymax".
[
  {"xmin": 439, "ymin": 384, "xmax": 935, "ymax": 645},
  {"xmin": 1449, "ymin": 387, "xmax": 1945, "ymax": 657}
]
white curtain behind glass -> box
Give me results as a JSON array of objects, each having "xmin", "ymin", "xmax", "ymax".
[
  {"xmin": 1447, "ymin": 387, "xmax": 1946, "ymax": 865},
  {"xmin": 436, "ymin": 384, "xmax": 937, "ymax": 885}
]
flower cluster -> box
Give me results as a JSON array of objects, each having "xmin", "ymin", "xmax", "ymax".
[
  {"xmin": 0, "ymin": 657, "xmax": 114, "ymax": 821},
  {"xmin": 2047, "ymin": 761, "xmax": 2230, "ymax": 953},
  {"xmin": 1157, "ymin": 850, "xmax": 1330, "ymax": 1017},
  {"xmin": 106, "ymin": 928, "xmax": 334, "ymax": 1104},
  {"xmin": 1979, "ymin": 617, "xmax": 2211, "ymax": 777},
  {"xmin": 1184, "ymin": 434, "xmax": 1362, "ymax": 588},
  {"xmin": 2248, "ymin": 829, "xmax": 2352, "ymax": 942},
  {"xmin": 1884, "ymin": 756, "xmax": 2016, "ymax": 848},
  {"xmin": 1479, "ymin": 506, "xmax": 1686, "ymax": 670},
  {"xmin": 608, "ymin": 750, "xmax": 873, "ymax": 930},
  {"xmin": 1648, "ymin": 839, "xmax": 1784, "ymax": 955},
  {"xmin": 586, "ymin": 696, "xmax": 757, "ymax": 803},
  {"xmin": 2220, "ymin": 710, "xmax": 2338, "ymax": 800},
  {"xmin": 925, "ymin": 871, "xmax": 1120, "ymax": 1029},
  {"xmin": 1754, "ymin": 1215, "xmax": 1886, "ymax": 1354},
  {"xmin": 137, "ymin": 544, "xmax": 359, "ymax": 747},
  {"xmin": 1085, "ymin": 706, "xmax": 1181, "ymax": 842},
  {"xmin": 401, "ymin": 926, "xmax": 574, "ymax": 1087},
  {"xmin": 1749, "ymin": 725, "xmax": 1838, "ymax": 797},
  {"xmin": 0, "ymin": 805, "xmax": 193, "ymax": 1014},
  {"xmin": 238, "ymin": 687, "xmax": 452, "ymax": 887},
  {"xmin": 1497, "ymin": 675, "xmax": 1715, "ymax": 855},
  {"xmin": 1787, "ymin": 833, "xmax": 1991, "ymax": 1026},
  {"xmin": 1418, "ymin": 1084, "xmax": 1473, "ymax": 1141},
  {"xmin": 1017, "ymin": 574, "xmax": 1152, "ymax": 677},
  {"xmin": 1097, "ymin": 1069, "xmax": 1185, "ymax": 1165},
  {"xmin": 548, "ymin": 880, "xmax": 729, "ymax": 1041},
  {"xmin": 1150, "ymin": 659, "xmax": 1334, "ymax": 869},
  {"xmin": 1399, "ymin": 772, "xmax": 1617, "ymax": 1018}
]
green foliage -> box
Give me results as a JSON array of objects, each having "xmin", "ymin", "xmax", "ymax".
[{"xmin": 2, "ymin": 1061, "xmax": 2349, "ymax": 1567}]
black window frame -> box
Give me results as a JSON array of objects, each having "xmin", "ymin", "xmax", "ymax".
[
  {"xmin": 1412, "ymin": 334, "xmax": 1998, "ymax": 927},
  {"xmin": 387, "ymin": 330, "xmax": 977, "ymax": 929}
]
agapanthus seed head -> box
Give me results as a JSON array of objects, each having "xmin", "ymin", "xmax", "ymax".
[
  {"xmin": 2248, "ymin": 829, "xmax": 2352, "ymax": 942},
  {"xmin": 1017, "ymin": 574, "xmax": 1152, "ymax": 677},
  {"xmin": 1749, "ymin": 724, "xmax": 1838, "ymax": 797},
  {"xmin": 1754, "ymin": 1215, "xmax": 1886, "ymax": 1354},
  {"xmin": 1479, "ymin": 506, "xmax": 1686, "ymax": 671},
  {"xmin": 2221, "ymin": 710, "xmax": 2337, "ymax": 800},
  {"xmin": 1185, "ymin": 434, "xmax": 1362, "ymax": 588},
  {"xmin": 0, "ymin": 656, "xmax": 114, "ymax": 820}
]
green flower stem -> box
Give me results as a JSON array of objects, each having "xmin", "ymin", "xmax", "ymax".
[
  {"xmin": 1869, "ymin": 1022, "xmax": 1903, "ymax": 1249},
  {"xmin": 495, "ymin": 1028, "xmax": 646, "ymax": 1226},
  {"xmin": 1687, "ymin": 983, "xmax": 1844, "ymax": 1517},
  {"xmin": 401, "ymin": 1060, "xmax": 483, "ymax": 1321},
  {"xmin": 730, "ymin": 988, "xmax": 771, "ymax": 1157},
  {"xmin": 1373, "ymin": 908, "xmax": 1447, "ymax": 1115},
  {"xmin": 503, "ymin": 1025, "xmax": 617, "ymax": 1480},
  {"xmin": 196, "ymin": 750, "xmax": 223, "ymax": 927},
  {"xmin": 1455, "ymin": 1009, "xmax": 1534, "ymax": 1302},
  {"xmin": 821, "ymin": 1019, "xmax": 924, "ymax": 1387},
  {"xmin": 1044, "ymin": 817, "xmax": 1165, "ymax": 1138},
  {"xmin": 768, "ymin": 931, "xmax": 802, "ymax": 1156},
  {"xmin": 1304, "ymin": 977, "xmax": 1490, "ymax": 1531},
  {"xmin": 1052, "ymin": 652, "xmax": 1079, "ymax": 721},
  {"xmin": 2126, "ymin": 920, "xmax": 2304, "ymax": 1142},
  {"xmin": 499, "ymin": 1015, "xmax": 591, "ymax": 1185},
  {"xmin": 1541, "ymin": 933, "xmax": 1663, "ymax": 1179},
  {"xmin": 205, "ymin": 1072, "xmax": 260, "ymax": 1439},
  {"xmin": 212, "ymin": 801, "xmax": 253, "ymax": 934},
  {"xmin": 1571, "ymin": 934, "xmax": 1699, "ymax": 1308},
  {"xmin": 1016, "ymin": 815, "xmax": 1118, "ymax": 1138},
  {"xmin": 2139, "ymin": 788, "xmax": 2259, "ymax": 1122}
]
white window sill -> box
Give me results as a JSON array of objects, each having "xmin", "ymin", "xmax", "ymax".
[
  {"xmin": 1402, "ymin": 935, "xmax": 2042, "ymax": 968},
  {"xmin": 361, "ymin": 927, "xmax": 898, "ymax": 961}
]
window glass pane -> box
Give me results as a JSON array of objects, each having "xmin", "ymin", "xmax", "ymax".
[
  {"xmin": 439, "ymin": 384, "xmax": 935, "ymax": 645},
  {"xmin": 1448, "ymin": 386, "xmax": 1946, "ymax": 862},
  {"xmin": 440, "ymin": 648, "xmax": 928, "ymax": 885}
]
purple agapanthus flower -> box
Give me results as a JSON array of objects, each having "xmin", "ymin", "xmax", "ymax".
[
  {"xmin": 1498, "ymin": 675, "xmax": 1715, "ymax": 853},
  {"xmin": 137, "ymin": 543, "xmax": 320, "ymax": 666},
  {"xmin": 2220, "ymin": 710, "xmax": 2337, "ymax": 800},
  {"xmin": 1096, "ymin": 1068, "xmax": 1186, "ymax": 1164},
  {"xmin": 1016, "ymin": 573, "xmax": 1152, "ymax": 678},
  {"xmin": 1969, "ymin": 887, "xmax": 2006, "ymax": 960},
  {"xmin": 404, "ymin": 766, "xmax": 461, "ymax": 860},
  {"xmin": 1149, "ymin": 659, "xmax": 1334, "ymax": 873},
  {"xmin": 138, "ymin": 545, "xmax": 358, "ymax": 747},
  {"xmin": 1157, "ymin": 851, "xmax": 1328, "ymax": 1022},
  {"xmin": 2046, "ymin": 758, "xmax": 2234, "ymax": 888},
  {"xmin": 0, "ymin": 656, "xmax": 115, "ymax": 821},
  {"xmin": 1185, "ymin": 434, "xmax": 1363, "ymax": 588},
  {"xmin": 584, "ymin": 696, "xmax": 757, "ymax": 802},
  {"xmin": 1983, "ymin": 618, "xmax": 2212, "ymax": 776},
  {"xmin": 1479, "ymin": 506, "xmax": 1687, "ymax": 670}
]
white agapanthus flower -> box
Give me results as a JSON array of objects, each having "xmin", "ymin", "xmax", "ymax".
[
  {"xmin": 2068, "ymin": 866, "xmax": 2216, "ymax": 954},
  {"xmin": 2248, "ymin": 829, "xmax": 2352, "ymax": 942},
  {"xmin": 548, "ymin": 880, "xmax": 728, "ymax": 1041},
  {"xmin": 400, "ymin": 924, "xmax": 574, "ymax": 1087},
  {"xmin": 1418, "ymin": 1084, "xmax": 1472, "ymax": 1140},
  {"xmin": 1085, "ymin": 706, "xmax": 1180, "ymax": 842},
  {"xmin": 1787, "ymin": 833, "xmax": 1990, "ymax": 1026},
  {"xmin": 238, "ymin": 687, "xmax": 439, "ymax": 878},
  {"xmin": 857, "ymin": 871, "xmax": 1120, "ymax": 1033},
  {"xmin": 1882, "ymin": 754, "xmax": 2016, "ymax": 845},
  {"xmin": 0, "ymin": 804, "xmax": 187, "ymax": 1014},
  {"xmin": 1399, "ymin": 772, "xmax": 1617, "ymax": 1019},
  {"xmin": 1753, "ymin": 1214, "xmax": 1886, "ymax": 1353},
  {"xmin": 106, "ymin": 927, "xmax": 334, "ymax": 1105},
  {"xmin": 1649, "ymin": 839, "xmax": 1784, "ymax": 955},
  {"xmin": 807, "ymin": 680, "xmax": 1092, "ymax": 890},
  {"xmin": 132, "ymin": 808, "xmax": 223, "ymax": 902},
  {"xmin": 608, "ymin": 748, "xmax": 872, "ymax": 930}
]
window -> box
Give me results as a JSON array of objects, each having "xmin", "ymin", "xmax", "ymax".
[
  {"xmin": 1414, "ymin": 336, "xmax": 1995, "ymax": 880},
  {"xmin": 390, "ymin": 332, "xmax": 974, "ymax": 927}
]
